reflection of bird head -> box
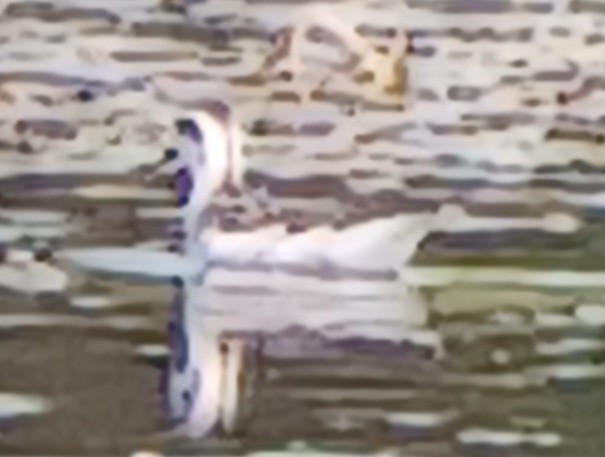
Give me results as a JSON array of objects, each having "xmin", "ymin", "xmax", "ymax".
[{"xmin": 164, "ymin": 293, "xmax": 247, "ymax": 438}]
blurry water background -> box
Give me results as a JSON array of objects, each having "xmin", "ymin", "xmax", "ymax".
[{"xmin": 2, "ymin": 0, "xmax": 605, "ymax": 455}]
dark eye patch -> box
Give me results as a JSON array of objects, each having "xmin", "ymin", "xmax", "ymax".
[{"xmin": 175, "ymin": 118, "xmax": 204, "ymax": 143}]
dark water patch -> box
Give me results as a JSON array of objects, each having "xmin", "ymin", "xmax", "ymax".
[
  {"xmin": 5, "ymin": 3, "xmax": 121, "ymax": 24},
  {"xmin": 269, "ymin": 91, "xmax": 302, "ymax": 102},
  {"xmin": 414, "ymin": 254, "xmax": 605, "ymax": 270},
  {"xmin": 410, "ymin": 27, "xmax": 533, "ymax": 42},
  {"xmin": 585, "ymin": 33, "xmax": 605, "ymax": 45},
  {"xmin": 559, "ymin": 381, "xmax": 605, "ymax": 456},
  {"xmin": 0, "ymin": 332, "xmax": 160, "ymax": 454},
  {"xmin": 427, "ymin": 123, "xmax": 479, "ymax": 135},
  {"xmin": 550, "ymin": 377, "xmax": 605, "ymax": 392},
  {"xmin": 411, "ymin": 46, "xmax": 436, "ymax": 57},
  {"xmin": 0, "ymin": 72, "xmax": 149, "ymax": 98},
  {"xmin": 355, "ymin": 122, "xmax": 416, "ymax": 144},
  {"xmin": 407, "ymin": 0, "xmax": 511, "ymax": 12},
  {"xmin": 456, "ymin": 443, "xmax": 524, "ymax": 457},
  {"xmin": 156, "ymin": 71, "xmax": 214, "ymax": 82},
  {"xmin": 500, "ymin": 74, "xmax": 526, "ymax": 85},
  {"xmin": 533, "ymin": 61, "xmax": 579, "ymax": 82},
  {"xmin": 407, "ymin": 0, "xmax": 552, "ymax": 13},
  {"xmin": 2, "ymin": 194, "xmax": 170, "ymax": 212},
  {"xmin": 355, "ymin": 24, "xmax": 400, "ymax": 39},
  {"xmin": 417, "ymin": 88, "xmax": 440, "ymax": 101},
  {"xmin": 422, "ymin": 230, "xmax": 587, "ymax": 253},
  {"xmin": 201, "ymin": 55, "xmax": 241, "ymax": 66},
  {"xmin": 361, "ymin": 99, "xmax": 406, "ymax": 112},
  {"xmin": 571, "ymin": 0, "xmax": 605, "ymax": 14},
  {"xmin": 0, "ymin": 139, "xmax": 16, "ymax": 150},
  {"xmin": 406, "ymin": 175, "xmax": 605, "ymax": 193},
  {"xmin": 533, "ymin": 352, "xmax": 605, "ymax": 367},
  {"xmin": 545, "ymin": 128, "xmax": 602, "ymax": 144},
  {"xmin": 79, "ymin": 25, "xmax": 120, "ymax": 36},
  {"xmin": 14, "ymin": 119, "xmax": 77, "ymax": 140},
  {"xmin": 568, "ymin": 76, "xmax": 605, "ymax": 102},
  {"xmin": 131, "ymin": 22, "xmax": 269, "ymax": 45},
  {"xmin": 550, "ymin": 26, "xmax": 571, "ymax": 37},
  {"xmin": 332, "ymin": 337, "xmax": 438, "ymax": 360},
  {"xmin": 447, "ymin": 86, "xmax": 483, "ymax": 102},
  {"xmin": 270, "ymin": 370, "xmax": 438, "ymax": 390},
  {"xmin": 462, "ymin": 112, "xmax": 535, "ymax": 125},
  {"xmin": 110, "ymin": 51, "xmax": 197, "ymax": 62},
  {"xmin": 534, "ymin": 160, "xmax": 605, "ymax": 175},
  {"xmin": 554, "ymin": 113, "xmax": 592, "ymax": 127},
  {"xmin": 0, "ymin": 173, "xmax": 129, "ymax": 192},
  {"xmin": 585, "ymin": 206, "xmax": 605, "ymax": 222}
]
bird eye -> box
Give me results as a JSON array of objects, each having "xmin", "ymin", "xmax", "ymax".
[{"xmin": 164, "ymin": 148, "xmax": 179, "ymax": 161}]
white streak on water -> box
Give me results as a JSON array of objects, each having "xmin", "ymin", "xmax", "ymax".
[
  {"xmin": 526, "ymin": 363, "xmax": 605, "ymax": 381},
  {"xmin": 386, "ymin": 410, "xmax": 458, "ymax": 428},
  {"xmin": 490, "ymin": 349, "xmax": 511, "ymax": 365},
  {"xmin": 534, "ymin": 312, "xmax": 577, "ymax": 328},
  {"xmin": 0, "ymin": 393, "xmax": 51, "ymax": 419},
  {"xmin": 443, "ymin": 372, "xmax": 537, "ymax": 390},
  {"xmin": 0, "ymin": 209, "xmax": 69, "ymax": 225},
  {"xmin": 536, "ymin": 338, "xmax": 605, "ymax": 356},
  {"xmin": 131, "ymin": 452, "xmax": 163, "ymax": 457},
  {"xmin": 57, "ymin": 248, "xmax": 199, "ymax": 278},
  {"xmin": 0, "ymin": 224, "xmax": 71, "ymax": 242},
  {"xmin": 70, "ymin": 295, "xmax": 120, "ymax": 310},
  {"xmin": 0, "ymin": 314, "xmax": 154, "ymax": 330},
  {"xmin": 468, "ymin": 188, "xmax": 605, "ymax": 208},
  {"xmin": 574, "ymin": 304, "xmax": 605, "ymax": 327},
  {"xmin": 135, "ymin": 344, "xmax": 169, "ymax": 358},
  {"xmin": 0, "ymin": 262, "xmax": 68, "ymax": 294},
  {"xmin": 72, "ymin": 185, "xmax": 172, "ymax": 200},
  {"xmin": 457, "ymin": 428, "xmax": 562, "ymax": 448},
  {"xmin": 245, "ymin": 449, "xmax": 416, "ymax": 457}
]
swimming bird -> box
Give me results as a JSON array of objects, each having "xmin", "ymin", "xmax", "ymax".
[{"xmin": 162, "ymin": 5, "xmax": 421, "ymax": 438}]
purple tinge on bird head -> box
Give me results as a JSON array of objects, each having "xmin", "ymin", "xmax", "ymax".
[{"xmin": 175, "ymin": 167, "xmax": 193, "ymax": 201}]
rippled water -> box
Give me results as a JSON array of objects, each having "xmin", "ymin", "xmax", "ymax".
[{"xmin": 3, "ymin": 0, "xmax": 605, "ymax": 455}]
